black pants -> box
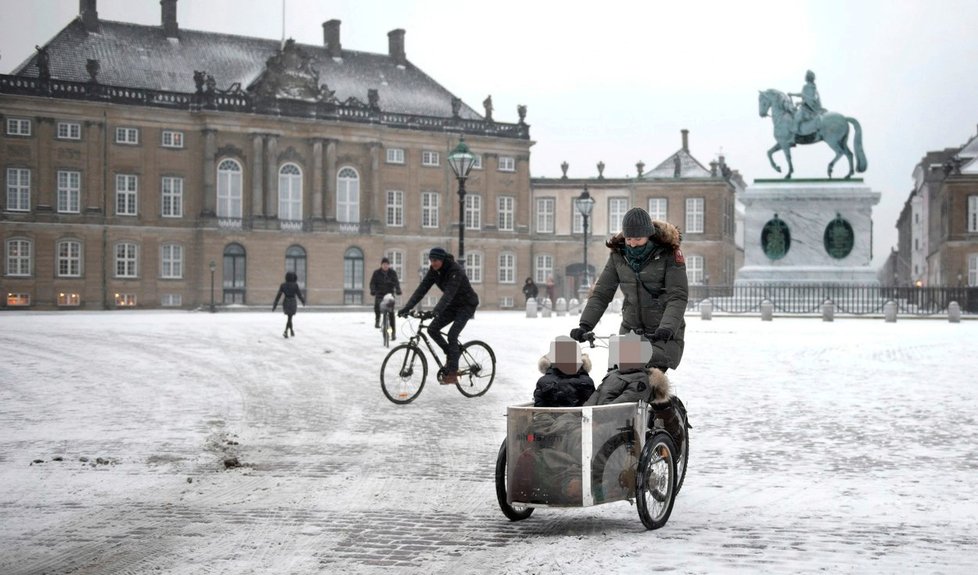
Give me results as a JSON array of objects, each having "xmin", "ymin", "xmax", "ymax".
[
  {"xmin": 427, "ymin": 304, "xmax": 476, "ymax": 372},
  {"xmin": 374, "ymin": 297, "xmax": 395, "ymax": 331}
]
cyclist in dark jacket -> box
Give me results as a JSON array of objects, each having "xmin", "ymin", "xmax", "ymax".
[
  {"xmin": 398, "ymin": 247, "xmax": 479, "ymax": 384},
  {"xmin": 369, "ymin": 257, "xmax": 402, "ymax": 330},
  {"xmin": 272, "ymin": 271, "xmax": 305, "ymax": 338}
]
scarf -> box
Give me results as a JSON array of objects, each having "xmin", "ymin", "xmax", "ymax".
[{"xmin": 624, "ymin": 242, "xmax": 655, "ymax": 272}]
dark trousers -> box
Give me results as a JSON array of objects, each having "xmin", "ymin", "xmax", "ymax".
[
  {"xmin": 427, "ymin": 304, "xmax": 476, "ymax": 372},
  {"xmin": 374, "ymin": 297, "xmax": 395, "ymax": 331}
]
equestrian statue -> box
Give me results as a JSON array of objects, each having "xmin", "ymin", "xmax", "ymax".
[{"xmin": 758, "ymin": 70, "xmax": 867, "ymax": 179}]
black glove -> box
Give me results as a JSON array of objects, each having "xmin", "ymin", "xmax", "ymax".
[
  {"xmin": 570, "ymin": 327, "xmax": 589, "ymax": 342},
  {"xmin": 397, "ymin": 308, "xmax": 410, "ymax": 318},
  {"xmin": 651, "ymin": 327, "xmax": 674, "ymax": 342}
]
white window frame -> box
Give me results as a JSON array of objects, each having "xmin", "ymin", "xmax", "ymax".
[
  {"xmin": 498, "ymin": 196, "xmax": 514, "ymax": 231},
  {"xmin": 161, "ymin": 176, "xmax": 183, "ymax": 218},
  {"xmin": 968, "ymin": 195, "xmax": 978, "ymax": 233},
  {"xmin": 421, "ymin": 150, "xmax": 440, "ymax": 167},
  {"xmin": 536, "ymin": 198, "xmax": 555, "ymax": 233},
  {"xmin": 161, "ymin": 130, "xmax": 184, "ymax": 148},
  {"xmin": 57, "ymin": 239, "xmax": 82, "ymax": 277},
  {"xmin": 471, "ymin": 154, "xmax": 483, "ymax": 170},
  {"xmin": 386, "ymin": 190, "xmax": 404, "ymax": 227},
  {"xmin": 57, "ymin": 121, "xmax": 81, "ymax": 140},
  {"xmin": 115, "ymin": 174, "xmax": 138, "ymax": 216},
  {"xmin": 161, "ymin": 243, "xmax": 183, "ymax": 279},
  {"xmin": 7, "ymin": 293, "xmax": 31, "ymax": 306},
  {"xmin": 6, "ymin": 167, "xmax": 31, "ymax": 211},
  {"xmin": 498, "ymin": 252, "xmax": 515, "ymax": 284},
  {"xmin": 686, "ymin": 197, "xmax": 705, "ymax": 234},
  {"xmin": 535, "ymin": 254, "xmax": 553, "ymax": 285},
  {"xmin": 573, "ymin": 209, "xmax": 584, "ymax": 234},
  {"xmin": 217, "ymin": 159, "xmax": 243, "ymax": 219},
  {"xmin": 115, "ymin": 127, "xmax": 139, "ymax": 145},
  {"xmin": 970, "ymin": 253, "xmax": 978, "ymax": 287},
  {"xmin": 465, "ymin": 252, "xmax": 483, "ymax": 283},
  {"xmin": 421, "ymin": 191, "xmax": 439, "ymax": 228},
  {"xmin": 161, "ymin": 294, "xmax": 182, "ymax": 307},
  {"xmin": 337, "ymin": 167, "xmax": 360, "ymax": 224},
  {"xmin": 114, "ymin": 293, "xmax": 137, "ymax": 307},
  {"xmin": 278, "ymin": 163, "xmax": 303, "ymax": 222},
  {"xmin": 609, "ymin": 198, "xmax": 628, "ymax": 234},
  {"xmin": 464, "ymin": 194, "xmax": 481, "ymax": 230},
  {"xmin": 6, "ymin": 118, "xmax": 31, "ymax": 136},
  {"xmin": 57, "ymin": 170, "xmax": 81, "ymax": 213},
  {"xmin": 686, "ymin": 254, "xmax": 704, "ymax": 285},
  {"xmin": 115, "ymin": 242, "xmax": 138, "ymax": 278},
  {"xmin": 385, "ymin": 249, "xmax": 405, "ymax": 281},
  {"xmin": 648, "ymin": 197, "xmax": 668, "ymax": 221},
  {"xmin": 386, "ymin": 148, "xmax": 405, "ymax": 164},
  {"xmin": 498, "ymin": 156, "xmax": 516, "ymax": 172},
  {"xmin": 58, "ymin": 292, "xmax": 81, "ymax": 307},
  {"xmin": 6, "ymin": 238, "xmax": 32, "ymax": 276}
]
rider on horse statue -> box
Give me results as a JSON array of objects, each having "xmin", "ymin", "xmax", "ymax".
[{"xmin": 789, "ymin": 70, "xmax": 825, "ymax": 139}]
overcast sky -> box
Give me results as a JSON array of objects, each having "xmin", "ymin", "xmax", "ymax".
[{"xmin": 3, "ymin": 0, "xmax": 978, "ymax": 266}]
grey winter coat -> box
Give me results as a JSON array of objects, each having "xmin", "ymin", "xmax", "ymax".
[{"xmin": 580, "ymin": 220, "xmax": 688, "ymax": 370}]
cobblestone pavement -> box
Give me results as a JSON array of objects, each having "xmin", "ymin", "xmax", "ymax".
[{"xmin": 1, "ymin": 312, "xmax": 977, "ymax": 574}]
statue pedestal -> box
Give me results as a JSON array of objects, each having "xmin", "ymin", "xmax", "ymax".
[{"xmin": 735, "ymin": 179, "xmax": 881, "ymax": 285}]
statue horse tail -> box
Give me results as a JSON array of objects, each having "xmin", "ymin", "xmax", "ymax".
[{"xmin": 847, "ymin": 116, "xmax": 868, "ymax": 173}]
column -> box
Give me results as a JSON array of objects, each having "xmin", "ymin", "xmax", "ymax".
[
  {"xmin": 324, "ymin": 139, "xmax": 337, "ymax": 221},
  {"xmin": 369, "ymin": 142, "xmax": 381, "ymax": 224},
  {"xmin": 251, "ymin": 134, "xmax": 264, "ymax": 217},
  {"xmin": 202, "ymin": 128, "xmax": 217, "ymax": 215},
  {"xmin": 311, "ymin": 138, "xmax": 324, "ymax": 220},
  {"xmin": 265, "ymin": 134, "xmax": 279, "ymax": 218}
]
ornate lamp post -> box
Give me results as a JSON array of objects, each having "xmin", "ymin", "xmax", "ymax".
[
  {"xmin": 209, "ymin": 260, "xmax": 217, "ymax": 313},
  {"xmin": 447, "ymin": 136, "xmax": 476, "ymax": 266},
  {"xmin": 574, "ymin": 185, "xmax": 595, "ymax": 299}
]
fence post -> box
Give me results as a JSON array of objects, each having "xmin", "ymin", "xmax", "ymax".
[
  {"xmin": 556, "ymin": 297, "xmax": 567, "ymax": 317},
  {"xmin": 701, "ymin": 298, "xmax": 713, "ymax": 321},
  {"xmin": 884, "ymin": 300, "xmax": 897, "ymax": 323},
  {"xmin": 541, "ymin": 298, "xmax": 552, "ymax": 318},
  {"xmin": 948, "ymin": 301, "xmax": 961, "ymax": 323},
  {"xmin": 525, "ymin": 297, "xmax": 537, "ymax": 318},
  {"xmin": 822, "ymin": 299, "xmax": 835, "ymax": 322},
  {"xmin": 760, "ymin": 299, "xmax": 774, "ymax": 321}
]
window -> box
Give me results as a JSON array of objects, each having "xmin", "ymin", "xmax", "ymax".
[
  {"xmin": 115, "ymin": 242, "xmax": 138, "ymax": 278},
  {"xmin": 343, "ymin": 246, "xmax": 364, "ymax": 304},
  {"xmin": 161, "ymin": 243, "xmax": 183, "ymax": 279},
  {"xmin": 114, "ymin": 293, "xmax": 137, "ymax": 307},
  {"xmin": 421, "ymin": 150, "xmax": 440, "ymax": 167},
  {"xmin": 970, "ymin": 253, "xmax": 978, "ymax": 287},
  {"xmin": 464, "ymin": 194, "xmax": 481, "ymax": 230},
  {"xmin": 648, "ymin": 198, "xmax": 668, "ymax": 221},
  {"xmin": 498, "ymin": 156, "xmax": 515, "ymax": 172},
  {"xmin": 161, "ymin": 294, "xmax": 182, "ymax": 307},
  {"xmin": 57, "ymin": 121, "xmax": 81, "ymax": 140},
  {"xmin": 7, "ymin": 293, "xmax": 30, "ymax": 306},
  {"xmin": 498, "ymin": 196, "xmax": 514, "ymax": 231},
  {"xmin": 285, "ymin": 245, "xmax": 307, "ymax": 287},
  {"xmin": 161, "ymin": 130, "xmax": 184, "ymax": 148},
  {"xmin": 161, "ymin": 176, "xmax": 183, "ymax": 218},
  {"xmin": 686, "ymin": 254, "xmax": 704, "ymax": 284},
  {"xmin": 386, "ymin": 148, "xmax": 405, "ymax": 164},
  {"xmin": 535, "ymin": 254, "xmax": 553, "ymax": 284},
  {"xmin": 609, "ymin": 198, "xmax": 628, "ymax": 234},
  {"xmin": 498, "ymin": 252, "xmax": 515, "ymax": 283},
  {"xmin": 472, "ymin": 154, "xmax": 483, "ymax": 170},
  {"xmin": 115, "ymin": 127, "xmax": 139, "ymax": 145},
  {"xmin": 385, "ymin": 249, "xmax": 404, "ymax": 280},
  {"xmin": 57, "ymin": 239, "xmax": 82, "ymax": 277},
  {"xmin": 6, "ymin": 118, "xmax": 31, "ymax": 136},
  {"xmin": 422, "ymin": 192, "xmax": 439, "ymax": 228},
  {"xmin": 969, "ymin": 195, "xmax": 978, "ymax": 233},
  {"xmin": 536, "ymin": 198, "xmax": 555, "ymax": 233},
  {"xmin": 465, "ymin": 252, "xmax": 483, "ymax": 283},
  {"xmin": 6, "ymin": 238, "xmax": 32, "ymax": 276},
  {"xmin": 58, "ymin": 292, "xmax": 81, "ymax": 306},
  {"xmin": 278, "ymin": 163, "xmax": 302, "ymax": 221},
  {"xmin": 686, "ymin": 197, "xmax": 705, "ymax": 234},
  {"xmin": 57, "ymin": 170, "xmax": 81, "ymax": 213},
  {"xmin": 386, "ymin": 190, "xmax": 404, "ymax": 227},
  {"xmin": 6, "ymin": 168, "xmax": 31, "ymax": 211},
  {"xmin": 217, "ymin": 159, "xmax": 242, "ymax": 218},
  {"xmin": 223, "ymin": 243, "xmax": 247, "ymax": 304},
  {"xmin": 337, "ymin": 167, "xmax": 360, "ymax": 224},
  {"xmin": 115, "ymin": 174, "xmax": 138, "ymax": 216},
  {"xmin": 573, "ymin": 208, "xmax": 584, "ymax": 234}
]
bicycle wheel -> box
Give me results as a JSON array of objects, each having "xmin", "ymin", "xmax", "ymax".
[
  {"xmin": 381, "ymin": 314, "xmax": 390, "ymax": 348},
  {"xmin": 495, "ymin": 439, "xmax": 533, "ymax": 521},
  {"xmin": 455, "ymin": 340, "xmax": 496, "ymax": 398},
  {"xmin": 590, "ymin": 432, "xmax": 640, "ymax": 505},
  {"xmin": 380, "ymin": 344, "xmax": 427, "ymax": 404},
  {"xmin": 636, "ymin": 431, "xmax": 677, "ymax": 530}
]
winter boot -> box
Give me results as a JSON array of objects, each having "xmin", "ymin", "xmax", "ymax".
[{"xmin": 650, "ymin": 396, "xmax": 687, "ymax": 453}]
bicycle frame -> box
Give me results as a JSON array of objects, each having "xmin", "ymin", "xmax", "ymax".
[{"xmin": 404, "ymin": 316, "xmax": 448, "ymax": 373}]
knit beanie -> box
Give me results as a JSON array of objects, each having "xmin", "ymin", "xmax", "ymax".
[
  {"xmin": 428, "ymin": 247, "xmax": 449, "ymax": 261},
  {"xmin": 621, "ymin": 207, "xmax": 655, "ymax": 238}
]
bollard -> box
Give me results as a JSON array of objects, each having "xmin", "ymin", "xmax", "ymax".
[
  {"xmin": 883, "ymin": 300, "xmax": 897, "ymax": 323},
  {"xmin": 700, "ymin": 299, "xmax": 713, "ymax": 321},
  {"xmin": 760, "ymin": 299, "xmax": 774, "ymax": 321},
  {"xmin": 610, "ymin": 298, "xmax": 623, "ymax": 314},
  {"xmin": 525, "ymin": 297, "xmax": 537, "ymax": 318},
  {"xmin": 568, "ymin": 298, "xmax": 580, "ymax": 314},
  {"xmin": 822, "ymin": 299, "xmax": 835, "ymax": 322},
  {"xmin": 556, "ymin": 297, "xmax": 567, "ymax": 317},
  {"xmin": 948, "ymin": 301, "xmax": 961, "ymax": 323},
  {"xmin": 541, "ymin": 298, "xmax": 552, "ymax": 318}
]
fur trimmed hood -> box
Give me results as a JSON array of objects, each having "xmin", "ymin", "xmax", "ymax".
[
  {"xmin": 648, "ymin": 367, "xmax": 673, "ymax": 404},
  {"xmin": 606, "ymin": 220, "xmax": 682, "ymax": 251},
  {"xmin": 538, "ymin": 353, "xmax": 592, "ymax": 375}
]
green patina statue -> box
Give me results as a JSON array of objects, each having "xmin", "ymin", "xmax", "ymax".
[{"xmin": 758, "ymin": 70, "xmax": 867, "ymax": 179}]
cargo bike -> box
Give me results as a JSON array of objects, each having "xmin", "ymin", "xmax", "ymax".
[{"xmin": 495, "ymin": 400, "xmax": 680, "ymax": 530}]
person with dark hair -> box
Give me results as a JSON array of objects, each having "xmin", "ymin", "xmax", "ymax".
[
  {"xmin": 521, "ymin": 277, "xmax": 538, "ymax": 304},
  {"xmin": 272, "ymin": 271, "xmax": 305, "ymax": 338},
  {"xmin": 369, "ymin": 257, "xmax": 401, "ymax": 331},
  {"xmin": 398, "ymin": 247, "xmax": 479, "ymax": 384}
]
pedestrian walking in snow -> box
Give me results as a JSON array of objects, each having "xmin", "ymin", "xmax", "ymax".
[{"xmin": 272, "ymin": 271, "xmax": 305, "ymax": 338}]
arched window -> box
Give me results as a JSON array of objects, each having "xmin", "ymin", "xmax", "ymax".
[
  {"xmin": 337, "ymin": 167, "xmax": 360, "ymax": 224},
  {"xmin": 217, "ymin": 159, "xmax": 243, "ymax": 218},
  {"xmin": 343, "ymin": 246, "xmax": 364, "ymax": 304},
  {"xmin": 222, "ymin": 243, "xmax": 246, "ymax": 304},
  {"xmin": 278, "ymin": 163, "xmax": 302, "ymax": 221},
  {"xmin": 285, "ymin": 245, "xmax": 307, "ymax": 288}
]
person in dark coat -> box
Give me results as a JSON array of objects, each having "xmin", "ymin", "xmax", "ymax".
[
  {"xmin": 369, "ymin": 257, "xmax": 402, "ymax": 330},
  {"xmin": 522, "ymin": 277, "xmax": 539, "ymax": 304},
  {"xmin": 398, "ymin": 247, "xmax": 479, "ymax": 384},
  {"xmin": 272, "ymin": 271, "xmax": 305, "ymax": 338},
  {"xmin": 533, "ymin": 337, "xmax": 594, "ymax": 407}
]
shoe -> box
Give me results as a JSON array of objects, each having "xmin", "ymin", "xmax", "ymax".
[
  {"xmin": 290, "ymin": 329, "xmax": 295, "ymax": 337},
  {"xmin": 441, "ymin": 371, "xmax": 458, "ymax": 385},
  {"xmin": 374, "ymin": 321, "xmax": 380, "ymax": 328},
  {"xmin": 283, "ymin": 331, "xmax": 289, "ymax": 338}
]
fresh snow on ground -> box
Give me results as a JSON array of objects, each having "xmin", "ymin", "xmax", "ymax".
[{"xmin": 1, "ymin": 309, "xmax": 977, "ymax": 574}]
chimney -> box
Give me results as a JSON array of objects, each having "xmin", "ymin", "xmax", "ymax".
[
  {"xmin": 161, "ymin": 0, "xmax": 178, "ymax": 39},
  {"xmin": 388, "ymin": 29, "xmax": 406, "ymax": 65},
  {"xmin": 79, "ymin": 0, "xmax": 99, "ymax": 33},
  {"xmin": 323, "ymin": 20, "xmax": 342, "ymax": 58},
  {"xmin": 681, "ymin": 129, "xmax": 689, "ymax": 152}
]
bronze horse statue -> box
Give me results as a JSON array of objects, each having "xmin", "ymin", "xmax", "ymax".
[{"xmin": 758, "ymin": 88, "xmax": 867, "ymax": 179}]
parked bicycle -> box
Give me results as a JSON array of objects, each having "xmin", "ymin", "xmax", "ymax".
[{"xmin": 380, "ymin": 310, "xmax": 496, "ymax": 404}]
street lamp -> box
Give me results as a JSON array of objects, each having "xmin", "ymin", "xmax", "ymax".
[
  {"xmin": 209, "ymin": 260, "xmax": 217, "ymax": 313},
  {"xmin": 574, "ymin": 185, "xmax": 595, "ymax": 299},
  {"xmin": 447, "ymin": 136, "xmax": 476, "ymax": 265}
]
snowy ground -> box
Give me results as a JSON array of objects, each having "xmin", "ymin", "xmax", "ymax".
[{"xmin": 1, "ymin": 309, "xmax": 977, "ymax": 574}]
